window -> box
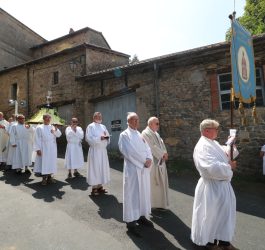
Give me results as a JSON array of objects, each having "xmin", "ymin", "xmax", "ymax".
[
  {"xmin": 53, "ymin": 71, "xmax": 59, "ymax": 85},
  {"xmin": 218, "ymin": 68, "xmax": 264, "ymax": 110},
  {"xmin": 11, "ymin": 83, "xmax": 17, "ymax": 100}
]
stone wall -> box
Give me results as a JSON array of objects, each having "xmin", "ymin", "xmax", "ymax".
[
  {"xmin": 31, "ymin": 28, "xmax": 111, "ymax": 59},
  {"xmin": 86, "ymin": 48, "xmax": 129, "ymax": 72},
  {"xmin": 0, "ymin": 8, "xmax": 46, "ymax": 70},
  {"xmin": 77, "ymin": 41, "xmax": 265, "ymax": 175}
]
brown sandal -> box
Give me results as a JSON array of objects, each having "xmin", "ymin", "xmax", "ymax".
[
  {"xmin": 98, "ymin": 187, "xmax": 108, "ymax": 194},
  {"xmin": 91, "ymin": 188, "xmax": 100, "ymax": 196}
]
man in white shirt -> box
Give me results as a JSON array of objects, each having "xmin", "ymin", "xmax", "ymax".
[
  {"xmin": 86, "ymin": 112, "xmax": 110, "ymax": 195},
  {"xmin": 191, "ymin": 119, "xmax": 238, "ymax": 250},
  {"xmin": 118, "ymin": 112, "xmax": 154, "ymax": 237}
]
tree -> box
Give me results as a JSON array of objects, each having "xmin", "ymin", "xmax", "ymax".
[
  {"xmin": 239, "ymin": 0, "xmax": 265, "ymax": 34},
  {"xmin": 225, "ymin": 0, "xmax": 265, "ymax": 41},
  {"xmin": 129, "ymin": 54, "xmax": 139, "ymax": 64}
]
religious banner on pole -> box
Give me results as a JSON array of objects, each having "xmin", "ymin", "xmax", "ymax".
[{"xmin": 231, "ymin": 19, "xmax": 256, "ymax": 103}]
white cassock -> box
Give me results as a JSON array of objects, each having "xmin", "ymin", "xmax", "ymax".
[
  {"xmin": 191, "ymin": 136, "xmax": 236, "ymax": 246},
  {"xmin": 142, "ymin": 126, "xmax": 169, "ymax": 209},
  {"xmin": 33, "ymin": 124, "xmax": 62, "ymax": 175},
  {"xmin": 0, "ymin": 119, "xmax": 9, "ymax": 162},
  {"xmin": 86, "ymin": 122, "xmax": 110, "ymax": 185},
  {"xmin": 9, "ymin": 124, "xmax": 35, "ymax": 169},
  {"xmin": 118, "ymin": 127, "xmax": 153, "ymax": 223},
  {"xmin": 6, "ymin": 121, "xmax": 17, "ymax": 165},
  {"xmin": 65, "ymin": 126, "xmax": 84, "ymax": 169}
]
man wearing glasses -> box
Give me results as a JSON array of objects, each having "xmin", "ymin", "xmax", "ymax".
[
  {"xmin": 142, "ymin": 117, "xmax": 169, "ymax": 212},
  {"xmin": 191, "ymin": 119, "xmax": 238, "ymax": 250},
  {"xmin": 34, "ymin": 114, "xmax": 62, "ymax": 185},
  {"xmin": 65, "ymin": 117, "xmax": 84, "ymax": 178}
]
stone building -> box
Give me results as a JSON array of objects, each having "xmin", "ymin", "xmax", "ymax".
[
  {"xmin": 0, "ymin": 8, "xmax": 46, "ymax": 70},
  {"xmin": 0, "ymin": 8, "xmax": 129, "ymax": 120},
  {"xmin": 1, "ymin": 8, "xmax": 265, "ymax": 175},
  {"xmin": 76, "ymin": 34, "xmax": 265, "ymax": 175}
]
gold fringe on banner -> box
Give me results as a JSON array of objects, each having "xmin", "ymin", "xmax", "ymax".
[
  {"xmin": 238, "ymin": 102, "xmax": 247, "ymax": 126},
  {"xmin": 252, "ymin": 103, "xmax": 257, "ymax": 125}
]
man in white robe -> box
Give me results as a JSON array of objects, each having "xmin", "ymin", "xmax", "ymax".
[
  {"xmin": 33, "ymin": 114, "xmax": 62, "ymax": 185},
  {"xmin": 191, "ymin": 119, "xmax": 238, "ymax": 250},
  {"xmin": 65, "ymin": 117, "xmax": 84, "ymax": 178},
  {"xmin": 142, "ymin": 117, "xmax": 169, "ymax": 210},
  {"xmin": 86, "ymin": 112, "xmax": 110, "ymax": 195},
  {"xmin": 9, "ymin": 114, "xmax": 34, "ymax": 174},
  {"xmin": 118, "ymin": 112, "xmax": 154, "ymax": 237},
  {"xmin": 6, "ymin": 115, "xmax": 17, "ymax": 169},
  {"xmin": 0, "ymin": 112, "xmax": 9, "ymax": 167}
]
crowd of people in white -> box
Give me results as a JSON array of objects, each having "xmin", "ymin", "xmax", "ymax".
[{"xmin": 0, "ymin": 111, "xmax": 239, "ymax": 249}]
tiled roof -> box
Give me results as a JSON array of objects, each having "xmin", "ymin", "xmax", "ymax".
[{"xmin": 77, "ymin": 32, "xmax": 265, "ymax": 80}]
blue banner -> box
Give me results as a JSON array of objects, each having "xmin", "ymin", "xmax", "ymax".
[{"xmin": 231, "ymin": 20, "xmax": 256, "ymax": 103}]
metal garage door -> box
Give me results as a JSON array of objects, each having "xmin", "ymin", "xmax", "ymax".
[
  {"xmin": 95, "ymin": 92, "xmax": 136, "ymax": 150},
  {"xmin": 57, "ymin": 104, "xmax": 73, "ymax": 126}
]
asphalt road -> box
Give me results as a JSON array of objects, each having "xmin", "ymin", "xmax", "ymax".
[{"xmin": 0, "ymin": 159, "xmax": 265, "ymax": 250}]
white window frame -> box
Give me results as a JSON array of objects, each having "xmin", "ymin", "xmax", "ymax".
[{"xmin": 218, "ymin": 68, "xmax": 264, "ymax": 110}]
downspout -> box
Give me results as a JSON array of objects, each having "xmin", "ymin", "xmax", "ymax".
[
  {"xmin": 26, "ymin": 67, "xmax": 30, "ymax": 117},
  {"xmin": 154, "ymin": 62, "xmax": 160, "ymax": 118}
]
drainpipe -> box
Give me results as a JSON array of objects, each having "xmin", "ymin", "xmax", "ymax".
[
  {"xmin": 26, "ymin": 67, "xmax": 30, "ymax": 117},
  {"xmin": 153, "ymin": 62, "xmax": 160, "ymax": 118}
]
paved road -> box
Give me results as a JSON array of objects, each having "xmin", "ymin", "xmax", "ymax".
[{"xmin": 0, "ymin": 159, "xmax": 265, "ymax": 250}]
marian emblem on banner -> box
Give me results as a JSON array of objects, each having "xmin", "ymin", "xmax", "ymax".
[{"xmin": 231, "ymin": 19, "xmax": 256, "ymax": 103}]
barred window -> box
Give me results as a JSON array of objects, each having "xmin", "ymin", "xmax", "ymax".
[
  {"xmin": 218, "ymin": 68, "xmax": 264, "ymax": 110},
  {"xmin": 53, "ymin": 71, "xmax": 59, "ymax": 85}
]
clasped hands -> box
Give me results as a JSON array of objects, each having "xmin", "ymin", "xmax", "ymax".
[{"xmin": 144, "ymin": 158, "xmax": 152, "ymax": 168}]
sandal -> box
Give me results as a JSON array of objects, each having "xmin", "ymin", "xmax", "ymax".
[
  {"xmin": 98, "ymin": 187, "xmax": 108, "ymax": 194},
  {"xmin": 91, "ymin": 188, "xmax": 100, "ymax": 196}
]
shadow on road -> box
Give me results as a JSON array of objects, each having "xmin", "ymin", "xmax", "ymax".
[
  {"xmin": 65, "ymin": 176, "xmax": 88, "ymax": 191},
  {"xmin": 150, "ymin": 209, "xmax": 201, "ymax": 250},
  {"xmin": 89, "ymin": 194, "xmax": 123, "ymax": 222},
  {"xmin": 127, "ymin": 224, "xmax": 181, "ymax": 250},
  {"xmin": 24, "ymin": 179, "xmax": 68, "ymax": 202},
  {"xmin": 0, "ymin": 169, "xmax": 34, "ymax": 186}
]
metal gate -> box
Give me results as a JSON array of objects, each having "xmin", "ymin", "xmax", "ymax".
[{"xmin": 95, "ymin": 92, "xmax": 136, "ymax": 150}]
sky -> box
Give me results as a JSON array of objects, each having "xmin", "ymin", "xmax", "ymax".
[{"xmin": 0, "ymin": 0, "xmax": 246, "ymax": 60}]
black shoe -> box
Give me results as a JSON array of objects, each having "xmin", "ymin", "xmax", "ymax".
[
  {"xmin": 137, "ymin": 216, "xmax": 154, "ymax": 228},
  {"xmin": 16, "ymin": 169, "xmax": 22, "ymax": 175},
  {"xmin": 127, "ymin": 222, "xmax": 141, "ymax": 238},
  {"xmin": 73, "ymin": 171, "xmax": 81, "ymax": 177}
]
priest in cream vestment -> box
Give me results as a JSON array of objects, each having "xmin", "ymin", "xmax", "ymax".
[
  {"xmin": 142, "ymin": 117, "xmax": 169, "ymax": 210},
  {"xmin": 191, "ymin": 119, "xmax": 238, "ymax": 250}
]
